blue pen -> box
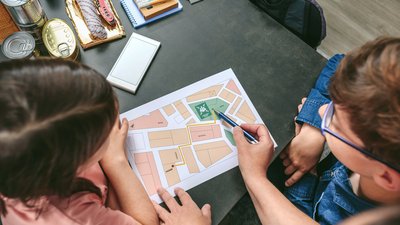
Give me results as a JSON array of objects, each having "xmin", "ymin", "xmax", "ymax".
[{"xmin": 213, "ymin": 109, "xmax": 259, "ymax": 144}]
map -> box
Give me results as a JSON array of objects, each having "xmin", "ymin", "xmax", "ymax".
[{"xmin": 121, "ymin": 69, "xmax": 276, "ymax": 203}]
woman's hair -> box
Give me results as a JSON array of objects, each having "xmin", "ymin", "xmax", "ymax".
[
  {"xmin": 0, "ymin": 59, "xmax": 118, "ymax": 215},
  {"xmin": 329, "ymin": 37, "xmax": 400, "ymax": 170}
]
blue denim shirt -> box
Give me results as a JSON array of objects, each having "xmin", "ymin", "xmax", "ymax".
[
  {"xmin": 285, "ymin": 159, "xmax": 376, "ymax": 225},
  {"xmin": 296, "ymin": 54, "xmax": 345, "ymax": 128}
]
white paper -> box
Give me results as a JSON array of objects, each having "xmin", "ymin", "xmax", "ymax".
[{"xmin": 121, "ymin": 68, "xmax": 277, "ymax": 203}]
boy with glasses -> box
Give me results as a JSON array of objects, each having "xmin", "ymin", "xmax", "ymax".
[
  {"xmin": 149, "ymin": 37, "xmax": 399, "ymax": 225},
  {"xmin": 232, "ymin": 37, "xmax": 400, "ymax": 225}
]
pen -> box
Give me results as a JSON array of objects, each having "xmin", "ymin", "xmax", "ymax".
[{"xmin": 213, "ymin": 109, "xmax": 259, "ymax": 144}]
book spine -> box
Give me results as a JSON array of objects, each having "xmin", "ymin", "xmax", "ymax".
[{"xmin": 120, "ymin": 0, "xmax": 138, "ymax": 26}]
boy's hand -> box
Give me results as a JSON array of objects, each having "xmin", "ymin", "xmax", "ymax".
[
  {"xmin": 280, "ymin": 124, "xmax": 325, "ymax": 187},
  {"xmin": 153, "ymin": 188, "xmax": 211, "ymax": 225},
  {"xmin": 233, "ymin": 124, "xmax": 274, "ymax": 181},
  {"xmin": 279, "ymin": 98, "xmax": 325, "ymax": 187}
]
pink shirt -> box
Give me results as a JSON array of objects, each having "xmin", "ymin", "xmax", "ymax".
[{"xmin": 1, "ymin": 163, "xmax": 140, "ymax": 225}]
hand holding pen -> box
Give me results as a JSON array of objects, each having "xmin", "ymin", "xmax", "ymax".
[{"xmin": 213, "ymin": 109, "xmax": 259, "ymax": 144}]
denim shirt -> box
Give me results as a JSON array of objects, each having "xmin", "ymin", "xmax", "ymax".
[
  {"xmin": 296, "ymin": 54, "xmax": 345, "ymax": 128},
  {"xmin": 285, "ymin": 158, "xmax": 376, "ymax": 225}
]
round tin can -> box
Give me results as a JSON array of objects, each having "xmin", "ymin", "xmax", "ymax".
[
  {"xmin": 1, "ymin": 31, "xmax": 36, "ymax": 59},
  {"xmin": 42, "ymin": 18, "xmax": 79, "ymax": 61},
  {"xmin": 1, "ymin": 0, "xmax": 47, "ymax": 40}
]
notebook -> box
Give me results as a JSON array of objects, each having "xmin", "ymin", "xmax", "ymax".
[
  {"xmin": 120, "ymin": 0, "xmax": 183, "ymax": 28},
  {"xmin": 138, "ymin": 0, "xmax": 178, "ymax": 20},
  {"xmin": 107, "ymin": 32, "xmax": 160, "ymax": 94}
]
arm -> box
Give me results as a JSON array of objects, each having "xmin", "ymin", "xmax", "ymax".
[
  {"xmin": 296, "ymin": 54, "xmax": 344, "ymax": 128},
  {"xmin": 280, "ymin": 54, "xmax": 345, "ymax": 186},
  {"xmin": 101, "ymin": 118, "xmax": 159, "ymax": 225},
  {"xmin": 233, "ymin": 125, "xmax": 318, "ymax": 225}
]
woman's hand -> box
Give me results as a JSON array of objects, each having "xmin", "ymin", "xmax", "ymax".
[
  {"xmin": 100, "ymin": 117, "xmax": 129, "ymax": 167},
  {"xmin": 233, "ymin": 124, "xmax": 275, "ymax": 182},
  {"xmin": 153, "ymin": 188, "xmax": 211, "ymax": 225}
]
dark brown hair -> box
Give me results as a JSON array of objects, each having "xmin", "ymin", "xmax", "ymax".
[
  {"xmin": 0, "ymin": 59, "xmax": 118, "ymax": 215},
  {"xmin": 329, "ymin": 37, "xmax": 400, "ymax": 169}
]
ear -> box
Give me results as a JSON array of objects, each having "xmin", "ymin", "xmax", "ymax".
[{"xmin": 372, "ymin": 167, "xmax": 400, "ymax": 192}]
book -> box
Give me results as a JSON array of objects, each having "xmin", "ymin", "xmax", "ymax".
[
  {"xmin": 120, "ymin": 0, "xmax": 183, "ymax": 28},
  {"xmin": 138, "ymin": 0, "xmax": 178, "ymax": 20}
]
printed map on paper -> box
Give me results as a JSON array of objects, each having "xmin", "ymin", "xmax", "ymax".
[{"xmin": 121, "ymin": 69, "xmax": 276, "ymax": 203}]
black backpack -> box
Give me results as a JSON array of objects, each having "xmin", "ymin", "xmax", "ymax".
[{"xmin": 250, "ymin": 0, "xmax": 326, "ymax": 48}]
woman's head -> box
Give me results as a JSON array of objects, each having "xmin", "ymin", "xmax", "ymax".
[{"xmin": 0, "ymin": 59, "xmax": 118, "ymax": 213}]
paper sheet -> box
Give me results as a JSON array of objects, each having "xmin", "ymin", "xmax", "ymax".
[{"xmin": 121, "ymin": 68, "xmax": 276, "ymax": 203}]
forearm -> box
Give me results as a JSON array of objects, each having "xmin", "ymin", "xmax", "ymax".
[
  {"xmin": 244, "ymin": 176, "xmax": 318, "ymax": 225},
  {"xmin": 102, "ymin": 160, "xmax": 159, "ymax": 225}
]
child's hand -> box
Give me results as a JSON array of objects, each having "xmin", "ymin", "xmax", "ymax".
[
  {"xmin": 280, "ymin": 124, "xmax": 325, "ymax": 187},
  {"xmin": 153, "ymin": 188, "xmax": 211, "ymax": 225},
  {"xmin": 233, "ymin": 124, "xmax": 274, "ymax": 181},
  {"xmin": 279, "ymin": 98, "xmax": 325, "ymax": 187},
  {"xmin": 101, "ymin": 117, "xmax": 129, "ymax": 166}
]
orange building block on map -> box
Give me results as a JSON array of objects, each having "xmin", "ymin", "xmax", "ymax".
[
  {"xmin": 189, "ymin": 124, "xmax": 222, "ymax": 142},
  {"xmin": 148, "ymin": 128, "xmax": 189, "ymax": 148},
  {"xmin": 194, "ymin": 141, "xmax": 232, "ymax": 168},
  {"xmin": 235, "ymin": 101, "xmax": 257, "ymax": 124},
  {"xmin": 186, "ymin": 84, "xmax": 223, "ymax": 103},
  {"xmin": 159, "ymin": 148, "xmax": 182, "ymax": 186},
  {"xmin": 134, "ymin": 152, "xmax": 162, "ymax": 195}
]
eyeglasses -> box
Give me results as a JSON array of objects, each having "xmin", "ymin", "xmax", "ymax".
[{"xmin": 321, "ymin": 101, "xmax": 400, "ymax": 173}]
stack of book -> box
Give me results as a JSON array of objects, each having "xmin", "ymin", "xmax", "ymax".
[{"xmin": 120, "ymin": 0, "xmax": 183, "ymax": 28}]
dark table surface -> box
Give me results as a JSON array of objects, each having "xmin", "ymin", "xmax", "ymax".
[{"xmin": 0, "ymin": 0, "xmax": 326, "ymax": 224}]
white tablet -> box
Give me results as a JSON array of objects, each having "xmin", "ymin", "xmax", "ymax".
[{"xmin": 107, "ymin": 32, "xmax": 161, "ymax": 94}]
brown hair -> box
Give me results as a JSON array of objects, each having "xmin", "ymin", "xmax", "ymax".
[
  {"xmin": 329, "ymin": 37, "xmax": 400, "ymax": 170},
  {"xmin": 0, "ymin": 59, "xmax": 118, "ymax": 215}
]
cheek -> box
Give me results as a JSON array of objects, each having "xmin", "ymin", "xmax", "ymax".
[{"xmin": 325, "ymin": 136, "xmax": 370, "ymax": 174}]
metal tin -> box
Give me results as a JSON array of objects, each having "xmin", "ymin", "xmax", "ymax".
[
  {"xmin": 42, "ymin": 18, "xmax": 79, "ymax": 61},
  {"xmin": 1, "ymin": 0, "xmax": 47, "ymax": 40},
  {"xmin": 1, "ymin": 31, "xmax": 36, "ymax": 59}
]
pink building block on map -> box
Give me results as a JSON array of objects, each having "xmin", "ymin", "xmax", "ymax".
[
  {"xmin": 226, "ymin": 80, "xmax": 241, "ymax": 95},
  {"xmin": 134, "ymin": 152, "xmax": 162, "ymax": 195}
]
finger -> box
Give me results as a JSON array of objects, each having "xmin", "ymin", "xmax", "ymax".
[
  {"xmin": 174, "ymin": 188, "xmax": 193, "ymax": 206},
  {"xmin": 279, "ymin": 150, "xmax": 288, "ymax": 159},
  {"xmin": 152, "ymin": 200, "xmax": 170, "ymax": 222},
  {"xmin": 157, "ymin": 188, "xmax": 179, "ymax": 212},
  {"xmin": 284, "ymin": 164, "xmax": 296, "ymax": 175},
  {"xmin": 285, "ymin": 170, "xmax": 305, "ymax": 187},
  {"xmin": 233, "ymin": 126, "xmax": 248, "ymax": 148},
  {"xmin": 294, "ymin": 121, "xmax": 301, "ymax": 136},
  {"xmin": 201, "ymin": 204, "xmax": 212, "ymax": 220},
  {"xmin": 297, "ymin": 103, "xmax": 303, "ymax": 112},
  {"xmin": 282, "ymin": 158, "xmax": 291, "ymax": 167},
  {"xmin": 302, "ymin": 97, "xmax": 307, "ymax": 104},
  {"xmin": 120, "ymin": 118, "xmax": 129, "ymax": 134}
]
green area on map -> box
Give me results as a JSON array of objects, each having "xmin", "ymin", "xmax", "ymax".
[
  {"xmin": 189, "ymin": 98, "xmax": 229, "ymax": 121},
  {"xmin": 224, "ymin": 130, "xmax": 236, "ymax": 146}
]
